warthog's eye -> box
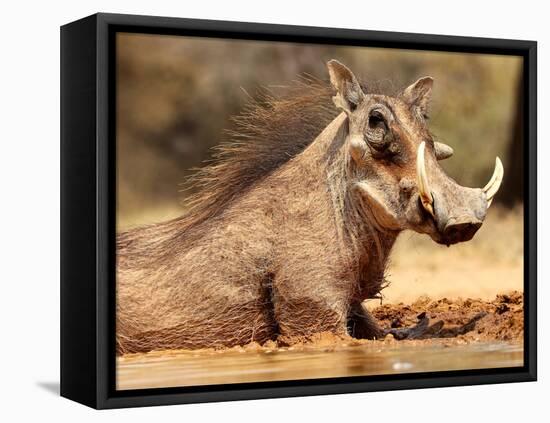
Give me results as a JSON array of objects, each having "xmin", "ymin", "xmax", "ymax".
[
  {"xmin": 368, "ymin": 111, "xmax": 387, "ymax": 132},
  {"xmin": 366, "ymin": 110, "xmax": 396, "ymax": 158}
]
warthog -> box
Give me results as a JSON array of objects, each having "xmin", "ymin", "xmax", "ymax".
[{"xmin": 116, "ymin": 60, "xmax": 503, "ymax": 354}]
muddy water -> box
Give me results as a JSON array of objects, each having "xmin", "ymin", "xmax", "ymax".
[{"xmin": 117, "ymin": 341, "xmax": 523, "ymax": 390}]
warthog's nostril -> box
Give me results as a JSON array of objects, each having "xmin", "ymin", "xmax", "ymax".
[{"xmin": 443, "ymin": 219, "xmax": 482, "ymax": 243}]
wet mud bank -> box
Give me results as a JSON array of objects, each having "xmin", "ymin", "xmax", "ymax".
[{"xmin": 117, "ymin": 291, "xmax": 523, "ymax": 390}]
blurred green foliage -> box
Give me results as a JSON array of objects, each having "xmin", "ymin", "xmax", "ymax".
[{"xmin": 117, "ymin": 33, "xmax": 522, "ymax": 224}]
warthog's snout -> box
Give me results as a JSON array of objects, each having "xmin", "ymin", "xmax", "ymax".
[
  {"xmin": 416, "ymin": 142, "xmax": 503, "ymax": 246},
  {"xmin": 432, "ymin": 187, "xmax": 488, "ymax": 245},
  {"xmin": 442, "ymin": 217, "xmax": 483, "ymax": 244},
  {"xmin": 431, "ymin": 190, "xmax": 486, "ymax": 245}
]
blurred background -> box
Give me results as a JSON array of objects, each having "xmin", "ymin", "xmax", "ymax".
[{"xmin": 116, "ymin": 33, "xmax": 524, "ymax": 303}]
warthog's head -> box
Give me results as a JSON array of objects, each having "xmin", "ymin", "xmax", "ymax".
[{"xmin": 327, "ymin": 60, "xmax": 503, "ymax": 246}]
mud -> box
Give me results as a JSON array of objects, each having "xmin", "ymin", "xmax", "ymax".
[
  {"xmin": 270, "ymin": 290, "xmax": 523, "ymax": 350},
  {"xmin": 371, "ymin": 290, "xmax": 524, "ymax": 343}
]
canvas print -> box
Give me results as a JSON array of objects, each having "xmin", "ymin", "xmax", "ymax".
[{"xmin": 115, "ymin": 33, "xmax": 524, "ymax": 390}]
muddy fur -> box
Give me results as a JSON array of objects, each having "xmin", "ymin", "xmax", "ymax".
[{"xmin": 116, "ymin": 69, "xmax": 469, "ymax": 354}]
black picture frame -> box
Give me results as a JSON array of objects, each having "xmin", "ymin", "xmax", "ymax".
[{"xmin": 60, "ymin": 12, "xmax": 537, "ymax": 409}]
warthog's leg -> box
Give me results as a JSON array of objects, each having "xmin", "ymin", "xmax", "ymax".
[
  {"xmin": 271, "ymin": 277, "xmax": 351, "ymax": 343},
  {"xmin": 347, "ymin": 303, "xmax": 385, "ymax": 339},
  {"xmin": 273, "ymin": 296, "xmax": 350, "ymax": 344},
  {"xmin": 270, "ymin": 254, "xmax": 353, "ymax": 343}
]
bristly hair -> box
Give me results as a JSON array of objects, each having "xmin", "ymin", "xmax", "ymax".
[{"xmin": 175, "ymin": 76, "xmax": 337, "ymax": 230}]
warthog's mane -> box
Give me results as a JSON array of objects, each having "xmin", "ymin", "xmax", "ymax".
[
  {"xmin": 117, "ymin": 75, "xmax": 393, "ymax": 256},
  {"xmin": 181, "ymin": 77, "xmax": 336, "ymax": 228}
]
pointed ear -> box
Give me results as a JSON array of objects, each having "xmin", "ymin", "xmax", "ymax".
[
  {"xmin": 402, "ymin": 77, "xmax": 433, "ymax": 115},
  {"xmin": 327, "ymin": 60, "xmax": 365, "ymax": 113}
]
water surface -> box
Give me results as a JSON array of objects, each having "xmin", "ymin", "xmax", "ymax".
[{"xmin": 117, "ymin": 341, "xmax": 522, "ymax": 390}]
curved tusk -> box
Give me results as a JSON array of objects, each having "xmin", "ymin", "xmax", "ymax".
[
  {"xmin": 417, "ymin": 142, "xmax": 435, "ymax": 216},
  {"xmin": 434, "ymin": 142, "xmax": 454, "ymax": 160},
  {"xmin": 483, "ymin": 157, "xmax": 504, "ymax": 207}
]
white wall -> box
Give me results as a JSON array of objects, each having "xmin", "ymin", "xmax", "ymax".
[{"xmin": 1, "ymin": 1, "xmax": 546, "ymax": 421}]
